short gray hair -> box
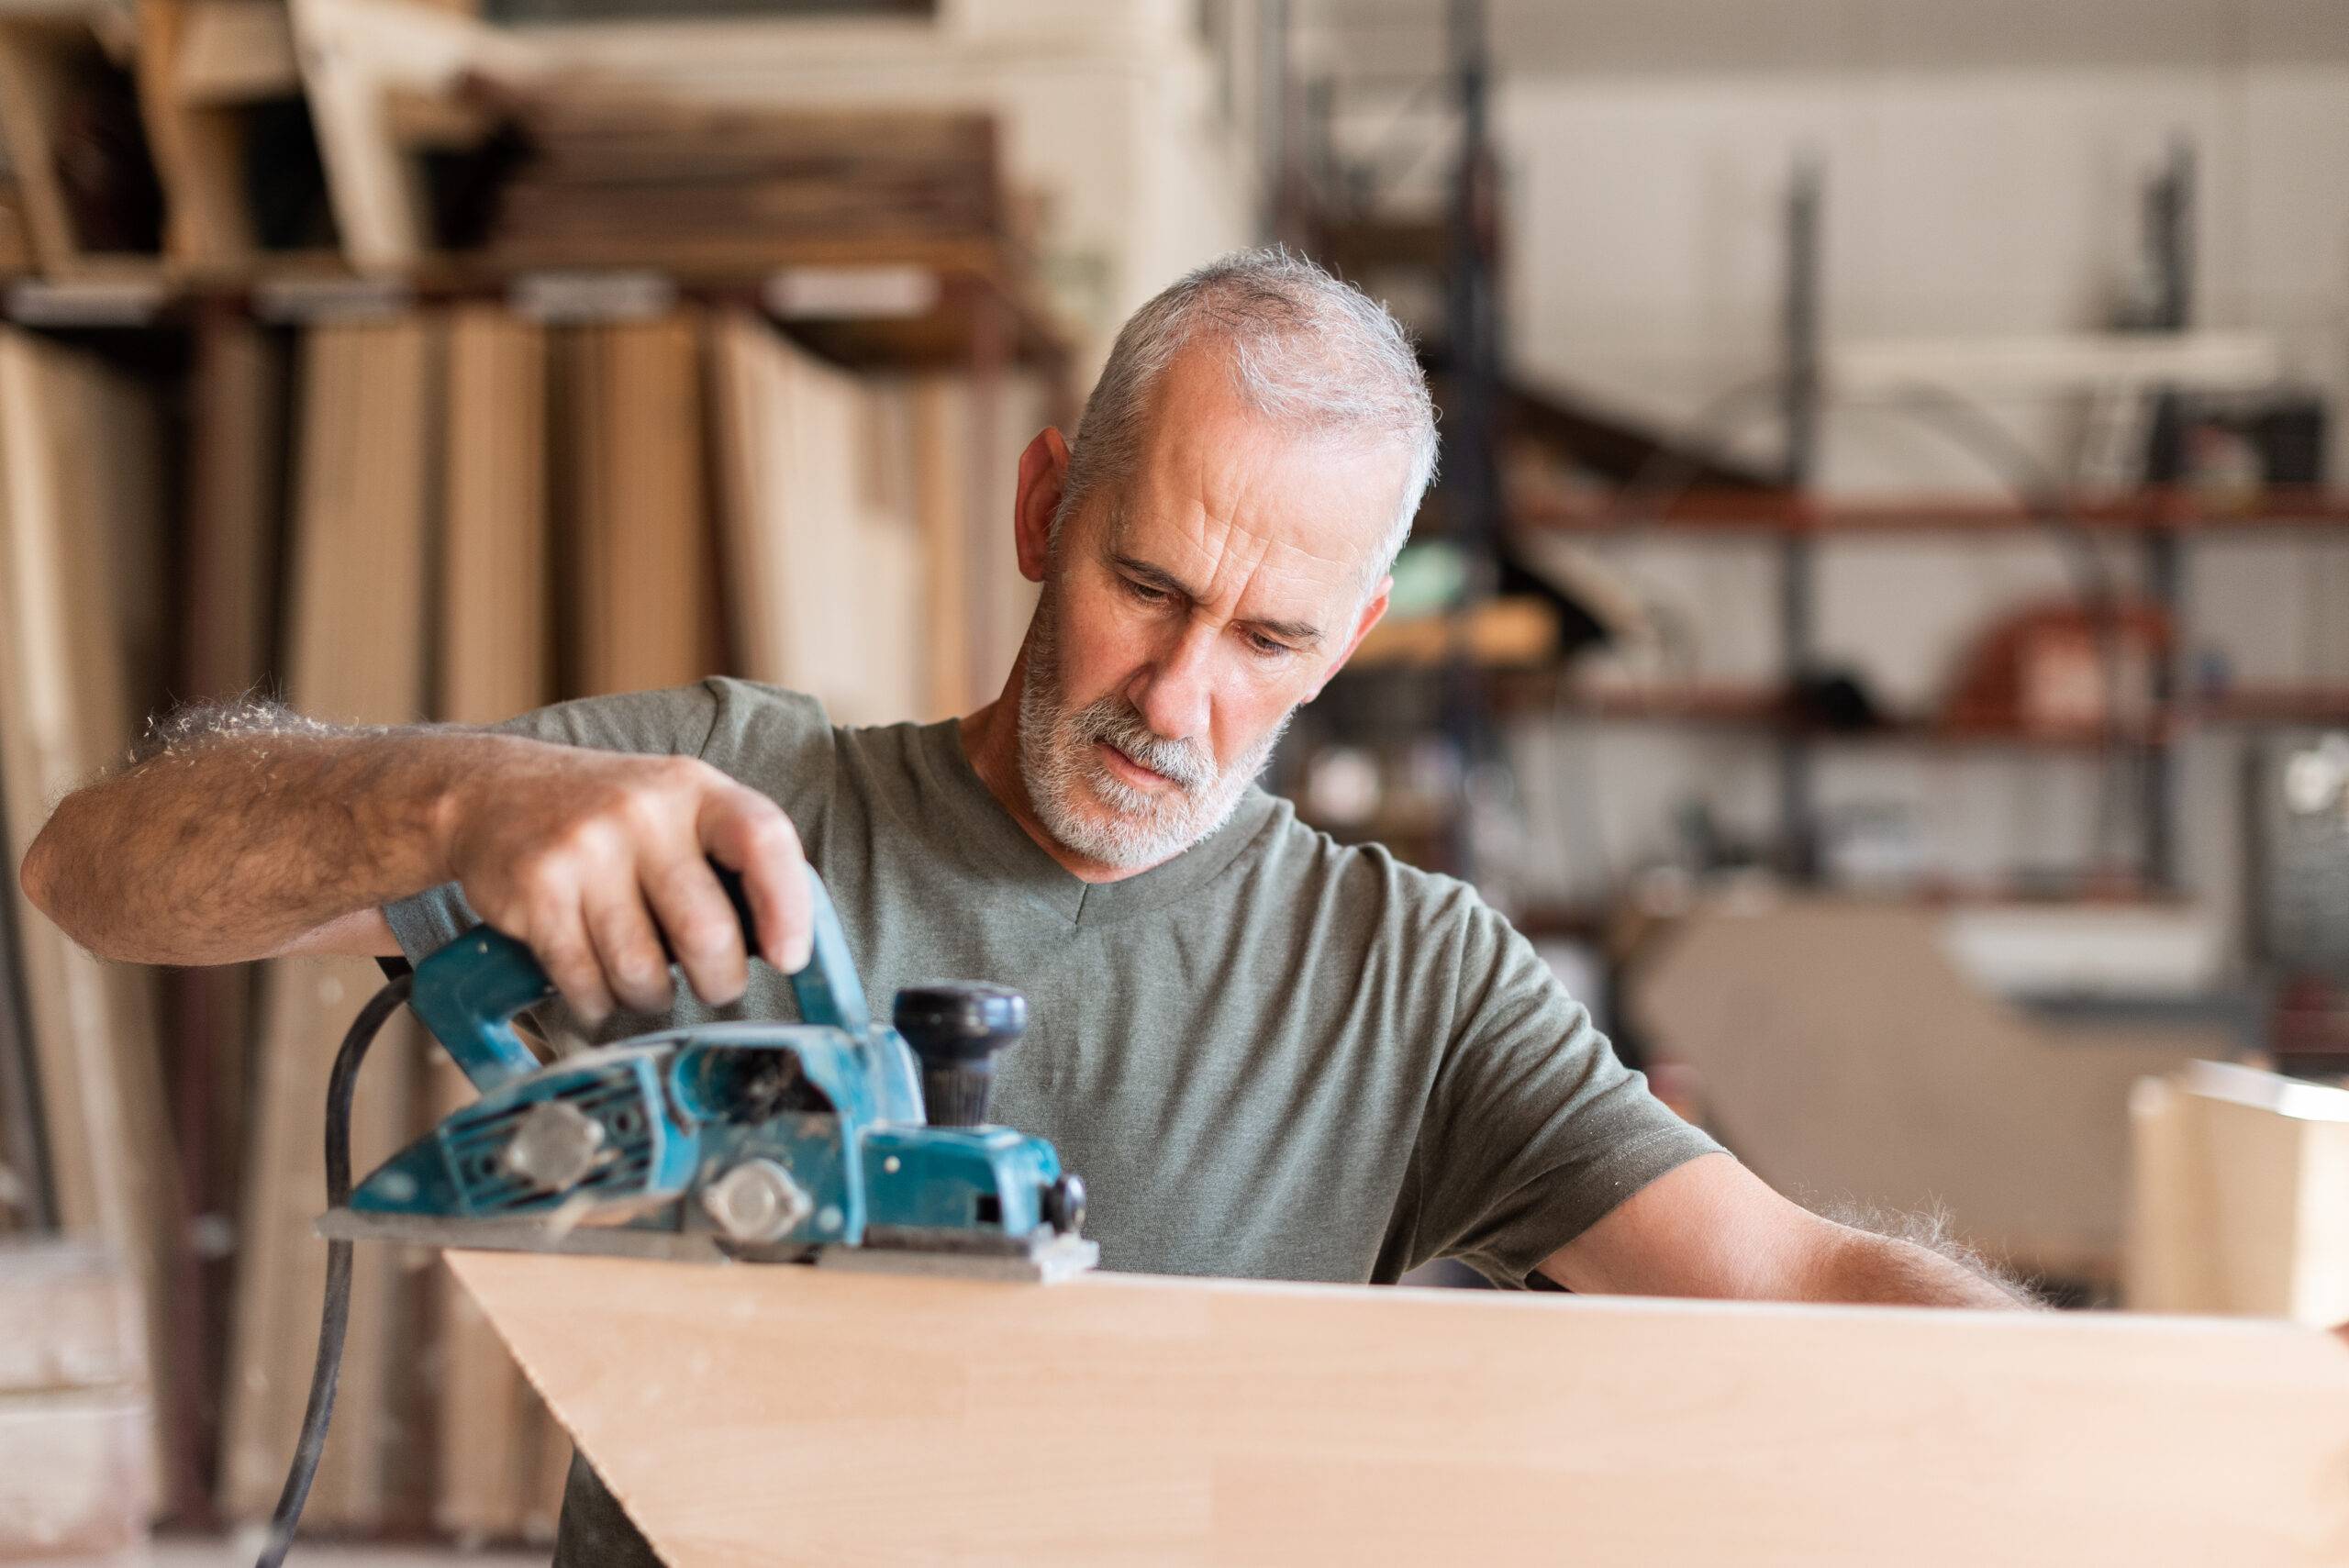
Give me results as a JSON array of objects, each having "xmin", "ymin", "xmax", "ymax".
[{"xmin": 1052, "ymin": 246, "xmax": 1438, "ymax": 591}]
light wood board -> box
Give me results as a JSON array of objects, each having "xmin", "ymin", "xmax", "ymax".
[
  {"xmin": 433, "ymin": 303, "xmax": 568, "ymax": 1540},
  {"xmin": 908, "ymin": 375, "xmax": 970, "ymax": 718},
  {"xmin": 563, "ymin": 315, "xmax": 718, "ymax": 700},
  {"xmin": 2128, "ymin": 1063, "xmax": 2349, "ymax": 1326},
  {"xmin": 0, "ymin": 328, "xmax": 182, "ymax": 1480},
  {"xmin": 219, "ymin": 318, "xmax": 438, "ymax": 1525},
  {"xmin": 707, "ymin": 313, "xmax": 919, "ymax": 724},
  {"xmin": 450, "ymin": 1249, "xmax": 2349, "ymax": 1568},
  {"xmin": 136, "ymin": 0, "xmax": 261, "ymax": 268}
]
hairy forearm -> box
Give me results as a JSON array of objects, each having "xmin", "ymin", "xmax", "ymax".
[
  {"xmin": 1807, "ymin": 1222, "xmax": 2043, "ymax": 1310},
  {"xmin": 22, "ymin": 703, "xmax": 504, "ymax": 965}
]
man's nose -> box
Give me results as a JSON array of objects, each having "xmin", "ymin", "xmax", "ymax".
[{"xmin": 1128, "ymin": 618, "xmax": 1216, "ymax": 741}]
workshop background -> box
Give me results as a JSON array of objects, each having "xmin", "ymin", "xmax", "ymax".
[{"xmin": 0, "ymin": 0, "xmax": 2343, "ymax": 1560}]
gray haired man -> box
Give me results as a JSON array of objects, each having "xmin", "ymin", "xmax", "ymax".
[{"xmin": 24, "ymin": 247, "xmax": 2031, "ymax": 1564}]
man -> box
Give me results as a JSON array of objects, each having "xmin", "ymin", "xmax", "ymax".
[{"xmin": 22, "ymin": 249, "xmax": 2031, "ymax": 1562}]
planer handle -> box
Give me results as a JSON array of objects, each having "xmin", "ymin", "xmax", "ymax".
[{"xmin": 408, "ymin": 862, "xmax": 868, "ymax": 1094}]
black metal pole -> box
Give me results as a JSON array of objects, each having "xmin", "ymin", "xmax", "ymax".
[
  {"xmin": 1441, "ymin": 0, "xmax": 1500, "ymax": 882},
  {"xmin": 1778, "ymin": 156, "xmax": 1824, "ymax": 882},
  {"xmin": 2139, "ymin": 139, "xmax": 2193, "ymax": 890}
]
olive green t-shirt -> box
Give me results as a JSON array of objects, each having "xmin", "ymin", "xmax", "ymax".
[
  {"xmin": 384, "ymin": 677, "xmax": 1719, "ymax": 1563},
  {"xmin": 387, "ymin": 675, "xmax": 1718, "ymax": 1286}
]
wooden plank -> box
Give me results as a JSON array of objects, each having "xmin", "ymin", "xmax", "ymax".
[
  {"xmin": 430, "ymin": 303, "xmax": 549, "ymax": 1540},
  {"xmin": 706, "ymin": 313, "xmax": 918, "ymax": 723},
  {"xmin": 136, "ymin": 0, "xmax": 260, "ymax": 268},
  {"xmin": 172, "ymin": 310, "xmax": 287, "ymax": 1496},
  {"xmin": 218, "ymin": 317, "xmax": 437, "ymax": 1526},
  {"xmin": 2127, "ymin": 1063, "xmax": 2349, "ymax": 1326},
  {"xmin": 563, "ymin": 314, "xmax": 716, "ymax": 698},
  {"xmin": 173, "ymin": 0, "xmax": 302, "ymax": 106},
  {"xmin": 182, "ymin": 312, "xmax": 286, "ymax": 704},
  {"xmin": 909, "ymin": 375, "xmax": 971, "ymax": 719},
  {"xmin": 451, "ymin": 1250, "xmax": 2349, "ymax": 1568},
  {"xmin": 0, "ymin": 328, "xmax": 182, "ymax": 1484}
]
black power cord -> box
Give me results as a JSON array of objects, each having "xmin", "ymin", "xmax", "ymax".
[{"xmin": 253, "ymin": 970, "xmax": 413, "ymax": 1568}]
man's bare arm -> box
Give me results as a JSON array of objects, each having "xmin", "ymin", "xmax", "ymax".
[
  {"xmin": 26, "ymin": 706, "xmax": 487, "ymax": 965},
  {"xmin": 1541, "ymin": 1152, "xmax": 2038, "ymax": 1309},
  {"xmin": 18, "ymin": 700, "xmax": 814, "ymax": 1024}
]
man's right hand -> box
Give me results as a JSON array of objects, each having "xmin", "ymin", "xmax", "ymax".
[
  {"xmin": 18, "ymin": 706, "xmax": 812, "ymax": 1026},
  {"xmin": 439, "ymin": 746, "xmax": 813, "ymax": 1025}
]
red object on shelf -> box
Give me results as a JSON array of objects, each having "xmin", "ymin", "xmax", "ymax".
[{"xmin": 1941, "ymin": 599, "xmax": 2174, "ymax": 740}]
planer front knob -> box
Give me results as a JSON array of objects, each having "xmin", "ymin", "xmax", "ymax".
[{"xmin": 893, "ymin": 983, "xmax": 1026, "ymax": 1128}]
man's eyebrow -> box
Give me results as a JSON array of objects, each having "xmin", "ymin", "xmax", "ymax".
[{"xmin": 1108, "ymin": 551, "xmax": 1325, "ymax": 648}]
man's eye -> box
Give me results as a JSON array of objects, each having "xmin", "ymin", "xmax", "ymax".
[
  {"xmin": 1123, "ymin": 579, "xmax": 1169, "ymax": 604},
  {"xmin": 1246, "ymin": 633, "xmax": 1295, "ymax": 658}
]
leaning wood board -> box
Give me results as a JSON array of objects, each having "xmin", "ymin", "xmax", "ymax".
[
  {"xmin": 562, "ymin": 315, "xmax": 718, "ymax": 699},
  {"xmin": 219, "ymin": 318, "xmax": 437, "ymax": 1526},
  {"xmin": 0, "ymin": 330, "xmax": 182, "ymax": 1478},
  {"xmin": 450, "ymin": 1251, "xmax": 2349, "ymax": 1567},
  {"xmin": 433, "ymin": 304, "xmax": 569, "ymax": 1540},
  {"xmin": 707, "ymin": 314, "xmax": 919, "ymax": 724}
]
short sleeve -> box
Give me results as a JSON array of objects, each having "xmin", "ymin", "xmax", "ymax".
[
  {"xmin": 379, "ymin": 683, "xmax": 725, "ymax": 964},
  {"xmin": 1411, "ymin": 903, "xmax": 1721, "ymax": 1287}
]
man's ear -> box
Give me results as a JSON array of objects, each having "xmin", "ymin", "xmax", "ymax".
[
  {"xmin": 1012, "ymin": 428, "xmax": 1073, "ymax": 584},
  {"xmin": 1309, "ymin": 575, "xmax": 1392, "ymax": 700}
]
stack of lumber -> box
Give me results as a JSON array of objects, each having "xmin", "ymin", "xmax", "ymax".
[
  {"xmin": 2130, "ymin": 1061, "xmax": 2349, "ymax": 1326},
  {"xmin": 462, "ymin": 80, "xmax": 1004, "ymax": 269},
  {"xmin": 0, "ymin": 327, "xmax": 184, "ymax": 1495},
  {"xmin": 0, "ymin": 1240, "xmax": 153, "ymax": 1558}
]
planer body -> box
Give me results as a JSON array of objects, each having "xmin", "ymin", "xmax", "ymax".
[{"xmin": 328, "ymin": 869, "xmax": 1091, "ymax": 1274}]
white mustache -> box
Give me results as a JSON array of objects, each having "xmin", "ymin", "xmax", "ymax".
[{"xmin": 1072, "ymin": 698, "xmax": 1212, "ymax": 793}]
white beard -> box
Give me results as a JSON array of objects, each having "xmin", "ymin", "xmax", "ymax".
[{"xmin": 1014, "ymin": 584, "xmax": 1289, "ymax": 869}]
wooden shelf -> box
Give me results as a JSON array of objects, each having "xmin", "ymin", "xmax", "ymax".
[
  {"xmin": 0, "ymin": 244, "xmax": 1074, "ymax": 371},
  {"xmin": 1474, "ymin": 673, "xmax": 2349, "ymax": 740},
  {"xmin": 1513, "ymin": 485, "xmax": 2349, "ymax": 538},
  {"xmin": 2189, "ymin": 688, "xmax": 2349, "ymax": 727}
]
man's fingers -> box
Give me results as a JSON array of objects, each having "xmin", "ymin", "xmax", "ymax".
[
  {"xmin": 582, "ymin": 882, "xmax": 675, "ymax": 1016},
  {"xmin": 530, "ymin": 899, "xmax": 616, "ymax": 1029},
  {"xmin": 700, "ymin": 790, "xmax": 810, "ymax": 972},
  {"xmin": 642, "ymin": 854, "xmax": 750, "ymax": 1007}
]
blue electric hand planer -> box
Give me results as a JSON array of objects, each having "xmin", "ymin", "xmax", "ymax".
[
  {"xmin": 328, "ymin": 867, "xmax": 1089, "ymax": 1271},
  {"xmin": 261, "ymin": 867, "xmax": 1089, "ymax": 1568}
]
